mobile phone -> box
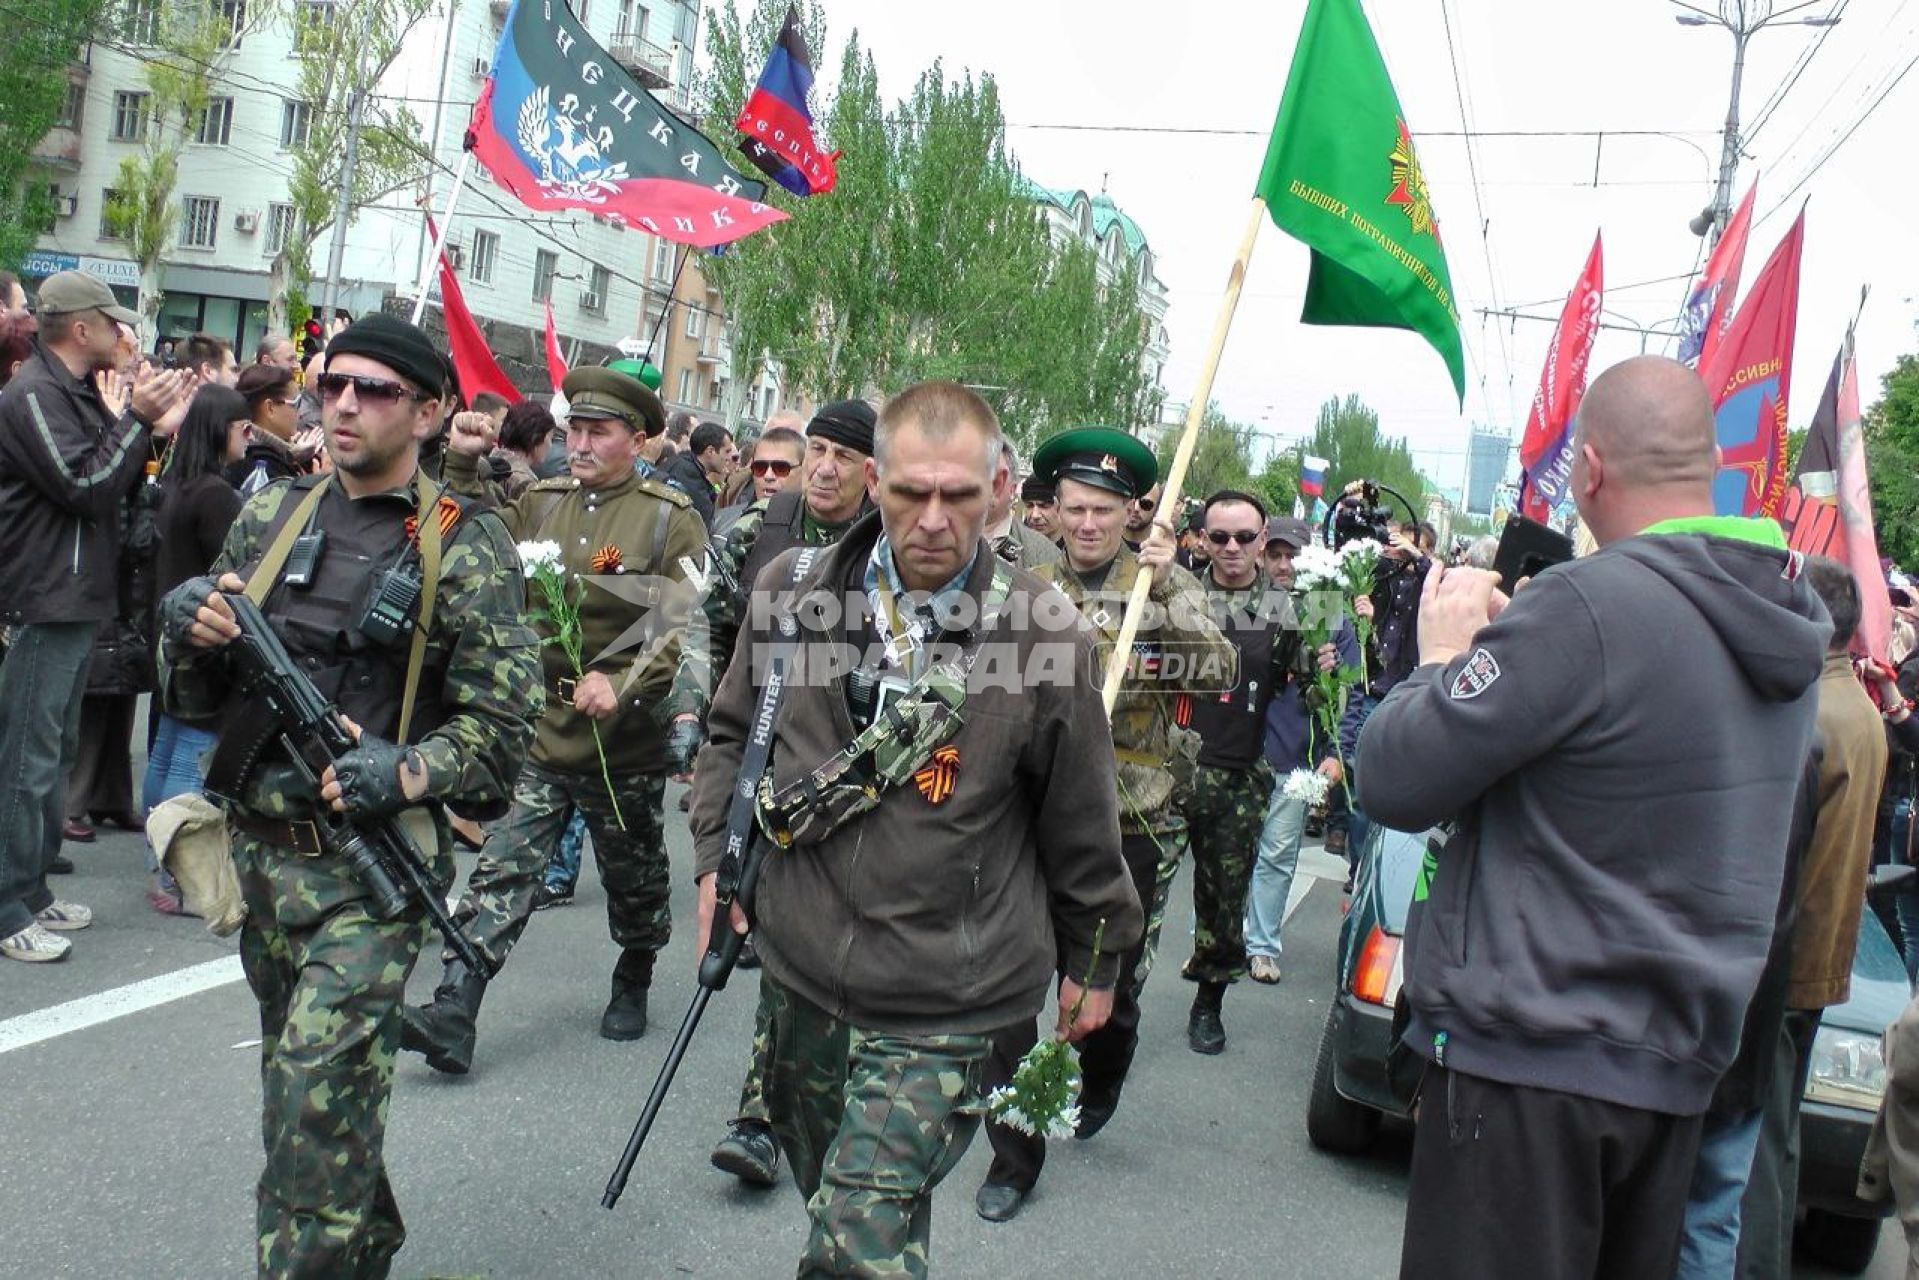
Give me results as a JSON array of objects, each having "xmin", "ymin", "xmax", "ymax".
[{"xmin": 1492, "ymin": 515, "xmax": 1573, "ymax": 596}]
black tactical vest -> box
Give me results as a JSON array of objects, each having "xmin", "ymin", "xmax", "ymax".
[{"xmin": 1185, "ymin": 582, "xmax": 1290, "ymax": 771}]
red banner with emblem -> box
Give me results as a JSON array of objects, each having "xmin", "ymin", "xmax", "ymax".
[
  {"xmin": 1517, "ymin": 232, "xmax": 1602, "ymax": 522},
  {"xmin": 1699, "ymin": 208, "xmax": 1804, "ymax": 519}
]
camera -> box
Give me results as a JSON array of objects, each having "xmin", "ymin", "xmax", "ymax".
[{"xmin": 1328, "ymin": 481, "xmax": 1397, "ymax": 550}]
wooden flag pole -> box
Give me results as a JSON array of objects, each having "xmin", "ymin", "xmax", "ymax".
[
  {"xmin": 409, "ymin": 151, "xmax": 475, "ymax": 327},
  {"xmin": 1100, "ymin": 196, "xmax": 1267, "ymax": 712}
]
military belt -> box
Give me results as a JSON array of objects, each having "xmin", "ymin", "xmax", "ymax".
[{"xmin": 229, "ymin": 809, "xmax": 326, "ymax": 856}]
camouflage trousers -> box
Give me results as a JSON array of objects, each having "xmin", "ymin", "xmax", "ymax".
[
  {"xmin": 1177, "ymin": 761, "xmax": 1274, "ymax": 986},
  {"xmin": 761, "ymin": 973, "xmax": 990, "ymax": 1279},
  {"xmin": 1132, "ymin": 820, "xmax": 1191, "ymax": 992},
  {"xmin": 448, "ymin": 763, "xmax": 669, "ymax": 970},
  {"xmin": 734, "ymin": 973, "xmax": 776, "ymax": 1126},
  {"xmin": 232, "ymin": 827, "xmax": 438, "ymax": 1279}
]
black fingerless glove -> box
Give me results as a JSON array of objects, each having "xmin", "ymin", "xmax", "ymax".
[
  {"xmin": 331, "ymin": 734, "xmax": 416, "ymax": 820},
  {"xmin": 160, "ymin": 575, "xmax": 220, "ymax": 649}
]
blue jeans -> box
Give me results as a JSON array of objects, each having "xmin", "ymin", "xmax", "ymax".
[
  {"xmin": 142, "ymin": 715, "xmax": 218, "ymax": 878},
  {"xmin": 1676, "ymin": 1107, "xmax": 1764, "ymax": 1278},
  {"xmin": 542, "ymin": 808, "xmax": 587, "ymax": 892},
  {"xmin": 1245, "ymin": 786, "xmax": 1308, "ymax": 958}
]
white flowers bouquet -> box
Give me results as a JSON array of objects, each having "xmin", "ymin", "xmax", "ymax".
[
  {"xmin": 985, "ymin": 920, "xmax": 1105, "ymax": 1141},
  {"xmin": 1281, "ymin": 767, "xmax": 1332, "ymax": 808},
  {"xmin": 518, "ymin": 539, "xmax": 625, "ymax": 828},
  {"xmin": 1286, "ymin": 538, "xmax": 1381, "ymax": 795}
]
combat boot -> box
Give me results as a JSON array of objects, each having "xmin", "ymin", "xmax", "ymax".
[
  {"xmin": 601, "ymin": 948, "xmax": 655, "ymax": 1040},
  {"xmin": 1187, "ymin": 981, "xmax": 1226, "ymax": 1055},
  {"xmin": 401, "ymin": 960, "xmax": 487, "ymax": 1075}
]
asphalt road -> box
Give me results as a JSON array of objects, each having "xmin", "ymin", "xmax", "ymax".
[{"xmin": 1, "ymin": 790, "xmax": 1906, "ymax": 1279}]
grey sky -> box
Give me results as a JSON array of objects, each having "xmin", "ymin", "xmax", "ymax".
[{"xmin": 795, "ymin": 0, "xmax": 1918, "ymax": 493}]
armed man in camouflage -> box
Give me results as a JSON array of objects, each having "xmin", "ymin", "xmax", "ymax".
[
  {"xmin": 400, "ymin": 364, "xmax": 707, "ymax": 1076},
  {"xmin": 973, "ymin": 426, "xmax": 1235, "ymax": 1224},
  {"xmin": 659, "ymin": 399, "xmax": 875, "ymax": 1189},
  {"xmin": 690, "ymin": 381, "xmax": 1141, "ymax": 1276},
  {"xmin": 158, "ymin": 314, "xmax": 542, "ymax": 1278}
]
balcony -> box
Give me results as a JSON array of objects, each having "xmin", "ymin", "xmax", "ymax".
[
  {"xmin": 32, "ymin": 127, "xmax": 83, "ymax": 171},
  {"xmin": 608, "ymin": 32, "xmax": 673, "ymax": 90}
]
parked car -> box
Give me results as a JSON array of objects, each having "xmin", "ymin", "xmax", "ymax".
[{"xmin": 1307, "ymin": 824, "xmax": 1911, "ymax": 1276}]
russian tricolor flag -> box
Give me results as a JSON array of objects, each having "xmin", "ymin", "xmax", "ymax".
[
  {"xmin": 735, "ymin": 5, "xmax": 839, "ymax": 197},
  {"xmin": 1299, "ymin": 455, "xmax": 1330, "ymax": 499}
]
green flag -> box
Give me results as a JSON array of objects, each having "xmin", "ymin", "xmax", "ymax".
[{"xmin": 1256, "ymin": 0, "xmax": 1466, "ymax": 403}]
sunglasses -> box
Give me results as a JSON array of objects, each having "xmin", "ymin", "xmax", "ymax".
[
  {"xmin": 1207, "ymin": 529, "xmax": 1261, "ymax": 547},
  {"xmin": 316, "ymin": 371, "xmax": 428, "ymax": 406},
  {"xmin": 750, "ymin": 458, "xmax": 796, "ymax": 478},
  {"xmin": 1134, "ymin": 498, "xmax": 1156, "ymax": 511}
]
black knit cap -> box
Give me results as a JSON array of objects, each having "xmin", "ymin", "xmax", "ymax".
[
  {"xmin": 325, "ymin": 313, "xmax": 449, "ymax": 399},
  {"xmin": 1020, "ymin": 475, "xmax": 1055, "ymax": 503},
  {"xmin": 807, "ymin": 399, "xmax": 876, "ymax": 456}
]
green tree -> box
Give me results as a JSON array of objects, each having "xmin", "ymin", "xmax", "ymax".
[
  {"xmin": 1250, "ymin": 450, "xmax": 1301, "ymax": 518},
  {"xmin": 273, "ymin": 0, "xmax": 432, "ymax": 333},
  {"xmin": 1157, "ymin": 401, "xmax": 1254, "ymax": 505},
  {"xmin": 1301, "ymin": 394, "xmax": 1428, "ymax": 513},
  {"xmin": 0, "ymin": 0, "xmax": 107, "ymax": 269},
  {"xmin": 106, "ymin": 0, "xmax": 264, "ymax": 340},
  {"xmin": 1868, "ymin": 347, "xmax": 1919, "ymax": 570}
]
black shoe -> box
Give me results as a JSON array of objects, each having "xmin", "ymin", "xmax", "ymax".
[
  {"xmin": 1188, "ymin": 987, "xmax": 1226, "ymax": 1055},
  {"xmin": 401, "ymin": 960, "xmax": 486, "ymax": 1075},
  {"xmin": 90, "ymin": 809, "xmax": 143, "ymax": 832},
  {"xmin": 1075, "ymin": 1090, "xmax": 1119, "ymax": 1141},
  {"xmin": 710, "ymin": 1120, "xmax": 780, "ymax": 1186},
  {"xmin": 48, "ymin": 854, "xmax": 75, "ymax": 875},
  {"xmin": 975, "ymin": 1183, "xmax": 1027, "ymax": 1223},
  {"xmin": 531, "ymin": 882, "xmax": 573, "ymax": 911},
  {"xmin": 735, "ymin": 937, "xmax": 761, "ymax": 970},
  {"xmin": 601, "ymin": 949, "xmax": 654, "ymax": 1040}
]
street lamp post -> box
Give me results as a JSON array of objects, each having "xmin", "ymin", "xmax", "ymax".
[{"xmin": 1674, "ymin": 0, "xmax": 1839, "ymax": 246}]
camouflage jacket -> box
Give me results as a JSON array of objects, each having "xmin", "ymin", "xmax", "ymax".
[
  {"xmin": 156, "ymin": 470, "xmax": 544, "ymax": 822},
  {"xmin": 664, "ymin": 494, "xmax": 859, "ymax": 723},
  {"xmin": 442, "ymin": 447, "xmax": 709, "ymax": 776},
  {"xmin": 1035, "ymin": 548, "xmax": 1236, "ymax": 833}
]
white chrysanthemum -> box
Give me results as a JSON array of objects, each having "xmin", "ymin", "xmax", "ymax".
[
  {"xmin": 1281, "ymin": 767, "xmax": 1331, "ymax": 807},
  {"xmin": 516, "ymin": 540, "xmax": 564, "ymax": 577},
  {"xmin": 1292, "ymin": 543, "xmax": 1345, "ymax": 592}
]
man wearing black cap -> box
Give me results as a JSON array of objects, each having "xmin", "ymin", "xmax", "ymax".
[
  {"xmin": 156, "ymin": 311, "xmax": 543, "ymax": 1273},
  {"xmin": 665, "ymin": 396, "xmax": 877, "ymax": 1187},
  {"xmin": 0, "ymin": 270, "xmax": 193, "ymax": 963},
  {"xmin": 1021, "ymin": 474, "xmax": 1059, "ymax": 542},
  {"xmin": 398, "ymin": 363, "xmax": 708, "ymax": 1074},
  {"xmin": 972, "ymin": 427, "xmax": 1235, "ymax": 1223}
]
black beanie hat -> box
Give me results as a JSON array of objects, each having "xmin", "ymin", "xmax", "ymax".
[
  {"xmin": 325, "ymin": 313, "xmax": 449, "ymax": 399},
  {"xmin": 807, "ymin": 399, "xmax": 876, "ymax": 456}
]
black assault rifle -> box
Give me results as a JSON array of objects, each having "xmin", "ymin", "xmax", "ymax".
[{"xmin": 210, "ymin": 593, "xmax": 491, "ymax": 978}]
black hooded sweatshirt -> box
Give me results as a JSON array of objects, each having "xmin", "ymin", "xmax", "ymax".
[{"xmin": 1358, "ymin": 522, "xmax": 1829, "ymax": 1116}]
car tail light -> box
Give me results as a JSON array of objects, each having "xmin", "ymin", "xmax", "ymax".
[{"xmin": 1351, "ymin": 925, "xmax": 1402, "ymax": 1006}]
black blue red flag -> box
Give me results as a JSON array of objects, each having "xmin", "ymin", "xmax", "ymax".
[
  {"xmin": 734, "ymin": 5, "xmax": 838, "ymax": 197},
  {"xmin": 468, "ymin": 0, "xmax": 786, "ymax": 247}
]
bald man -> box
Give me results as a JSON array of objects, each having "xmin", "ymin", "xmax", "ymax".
[{"xmin": 1357, "ymin": 355, "xmax": 1832, "ymax": 1280}]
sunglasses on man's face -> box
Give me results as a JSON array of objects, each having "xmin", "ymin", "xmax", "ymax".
[
  {"xmin": 316, "ymin": 371, "xmax": 428, "ymax": 406},
  {"xmin": 1134, "ymin": 498, "xmax": 1156, "ymax": 512},
  {"xmin": 750, "ymin": 458, "xmax": 796, "ymax": 478},
  {"xmin": 1207, "ymin": 529, "xmax": 1260, "ymax": 547}
]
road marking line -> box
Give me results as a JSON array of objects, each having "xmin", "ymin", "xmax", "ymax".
[{"xmin": 0, "ymin": 955, "xmax": 244, "ymax": 1056}]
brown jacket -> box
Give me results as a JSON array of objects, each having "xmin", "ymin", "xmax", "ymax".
[
  {"xmin": 690, "ymin": 514, "xmax": 1143, "ymax": 1036},
  {"xmin": 1789, "ymin": 653, "xmax": 1889, "ymax": 1008}
]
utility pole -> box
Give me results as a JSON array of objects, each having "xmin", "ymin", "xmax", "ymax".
[
  {"xmin": 1673, "ymin": 0, "xmax": 1839, "ymax": 246},
  {"xmin": 321, "ymin": 16, "xmax": 369, "ymax": 326}
]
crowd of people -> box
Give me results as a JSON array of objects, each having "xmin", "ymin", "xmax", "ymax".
[{"xmin": 5, "ymin": 266, "xmax": 1919, "ymax": 1279}]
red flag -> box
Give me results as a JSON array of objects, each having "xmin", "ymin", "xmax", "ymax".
[
  {"xmin": 1517, "ymin": 232, "xmax": 1602, "ymax": 522},
  {"xmin": 1700, "ymin": 208, "xmax": 1804, "ymax": 519},
  {"xmin": 1780, "ymin": 331, "xmax": 1891, "ymax": 663},
  {"xmin": 427, "ymin": 216, "xmax": 521, "ymax": 407},
  {"xmin": 1678, "ymin": 183, "xmax": 1756, "ymax": 369},
  {"xmin": 543, "ymin": 300, "xmax": 567, "ymax": 394}
]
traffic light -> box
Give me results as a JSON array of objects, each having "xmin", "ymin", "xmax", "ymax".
[{"xmin": 301, "ymin": 317, "xmax": 325, "ymax": 361}]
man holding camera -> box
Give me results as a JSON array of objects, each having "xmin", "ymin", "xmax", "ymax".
[{"xmin": 157, "ymin": 313, "xmax": 543, "ymax": 1276}]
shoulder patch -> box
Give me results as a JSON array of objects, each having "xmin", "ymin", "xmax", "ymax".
[
  {"xmin": 1449, "ymin": 648, "xmax": 1502, "ymax": 700},
  {"xmin": 636, "ymin": 477, "xmax": 693, "ymax": 509}
]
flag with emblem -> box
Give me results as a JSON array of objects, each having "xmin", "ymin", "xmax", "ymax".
[
  {"xmin": 1699, "ymin": 207, "xmax": 1804, "ymax": 518},
  {"xmin": 1255, "ymin": 0, "xmax": 1465, "ymax": 404},
  {"xmin": 1678, "ymin": 182, "xmax": 1755, "ymax": 369},
  {"xmin": 1517, "ymin": 232, "xmax": 1603, "ymax": 523},
  {"xmin": 736, "ymin": 4, "xmax": 839, "ymax": 196},
  {"xmin": 468, "ymin": 0, "xmax": 786, "ymax": 247}
]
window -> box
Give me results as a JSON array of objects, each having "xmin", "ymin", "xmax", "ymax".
[
  {"xmin": 676, "ymin": 369, "xmax": 691, "ymax": 403},
  {"xmin": 264, "ymin": 202, "xmax": 295, "ymax": 256},
  {"xmin": 613, "ymin": 0, "xmax": 631, "ymax": 38},
  {"xmin": 637, "ymin": 3, "xmax": 649, "ymax": 41},
  {"xmin": 574, "ymin": 0, "xmax": 588, "ymax": 23},
  {"xmin": 111, "ymin": 91, "xmax": 149, "ymax": 142},
  {"xmin": 99, "ymin": 188, "xmax": 125, "ymax": 239},
  {"xmin": 193, "ymin": 97, "xmax": 234, "ymax": 146},
  {"xmin": 181, "ymin": 195, "xmax": 220, "ymax": 249},
  {"xmin": 215, "ymin": 0, "xmax": 246, "ymax": 45},
  {"xmin": 296, "ymin": 0, "xmax": 337, "ymax": 30},
  {"xmin": 280, "ymin": 100, "xmax": 311, "ymax": 148},
  {"xmin": 761, "ymin": 386, "xmax": 775, "ymax": 420},
  {"xmin": 683, "ymin": 303, "xmax": 702, "ymax": 340},
  {"xmin": 470, "ymin": 229, "xmax": 499, "ymax": 284},
  {"xmin": 532, "ymin": 248, "xmax": 558, "ymax": 302},
  {"xmin": 121, "ymin": 0, "xmax": 161, "ymax": 44},
  {"xmin": 709, "ymin": 377, "xmax": 723, "ymax": 409},
  {"xmin": 650, "ymin": 237, "xmax": 673, "ymax": 282},
  {"xmin": 584, "ymin": 264, "xmax": 609, "ymax": 312},
  {"xmin": 56, "ymin": 82, "xmax": 85, "ymax": 130}
]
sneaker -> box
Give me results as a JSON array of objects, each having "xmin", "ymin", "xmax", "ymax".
[
  {"xmin": 35, "ymin": 900, "xmax": 92, "ymax": 932},
  {"xmin": 1249, "ymin": 955, "xmax": 1283, "ymax": 985},
  {"xmin": 2, "ymin": 922, "xmax": 72, "ymax": 962},
  {"xmin": 532, "ymin": 882, "xmax": 574, "ymax": 911}
]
